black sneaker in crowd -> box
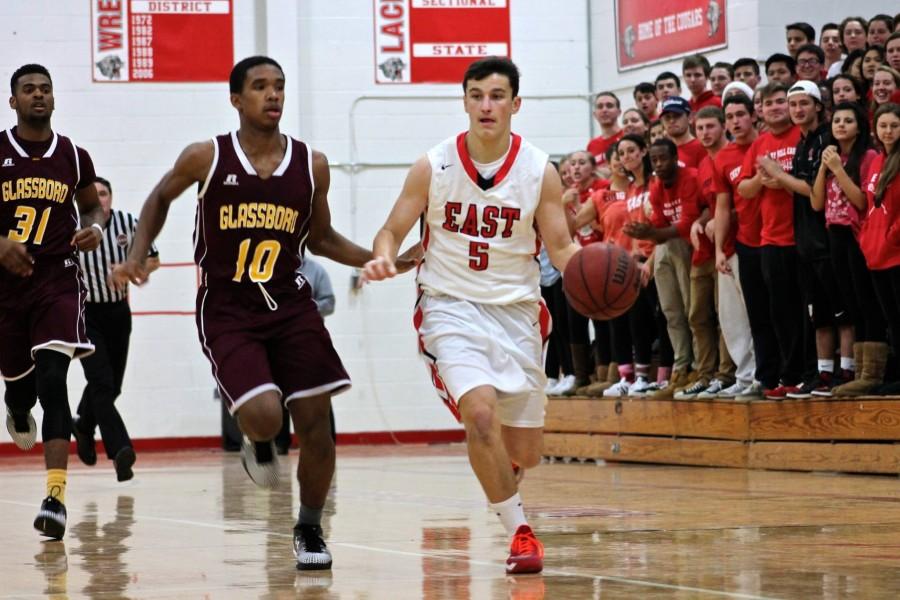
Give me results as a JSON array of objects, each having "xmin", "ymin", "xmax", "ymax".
[
  {"xmin": 787, "ymin": 372, "xmax": 833, "ymax": 399},
  {"xmin": 812, "ymin": 370, "xmax": 852, "ymax": 397},
  {"xmin": 293, "ymin": 523, "xmax": 333, "ymax": 571},
  {"xmin": 34, "ymin": 495, "xmax": 67, "ymax": 540}
]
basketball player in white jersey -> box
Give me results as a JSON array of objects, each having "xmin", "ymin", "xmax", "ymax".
[{"xmin": 363, "ymin": 57, "xmax": 579, "ymax": 573}]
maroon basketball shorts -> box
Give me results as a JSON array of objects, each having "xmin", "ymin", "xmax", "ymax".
[
  {"xmin": 0, "ymin": 257, "xmax": 94, "ymax": 380},
  {"xmin": 196, "ymin": 286, "xmax": 351, "ymax": 415}
]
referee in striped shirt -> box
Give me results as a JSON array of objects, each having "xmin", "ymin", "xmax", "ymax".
[{"xmin": 72, "ymin": 176, "xmax": 159, "ymax": 482}]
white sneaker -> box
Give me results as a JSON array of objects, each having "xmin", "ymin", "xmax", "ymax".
[
  {"xmin": 736, "ymin": 381, "xmax": 763, "ymax": 399},
  {"xmin": 544, "ymin": 378, "xmax": 558, "ymax": 394},
  {"xmin": 628, "ymin": 376, "xmax": 652, "ymax": 396},
  {"xmin": 552, "ymin": 375, "xmax": 576, "ymax": 396},
  {"xmin": 716, "ymin": 381, "xmax": 746, "ymax": 399},
  {"xmin": 240, "ymin": 437, "xmax": 279, "ymax": 489},
  {"xmin": 603, "ymin": 378, "xmax": 632, "ymax": 397},
  {"xmin": 696, "ymin": 378, "xmax": 727, "ymax": 399},
  {"xmin": 6, "ymin": 409, "xmax": 36, "ymax": 451}
]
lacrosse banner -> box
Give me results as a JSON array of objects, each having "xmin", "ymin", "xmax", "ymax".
[
  {"xmin": 614, "ymin": 0, "xmax": 727, "ymax": 71},
  {"xmin": 374, "ymin": 0, "xmax": 511, "ymax": 84},
  {"xmin": 91, "ymin": 0, "xmax": 233, "ymax": 83}
]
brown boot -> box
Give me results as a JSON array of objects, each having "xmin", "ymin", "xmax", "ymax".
[
  {"xmin": 577, "ymin": 364, "xmax": 607, "ymax": 396},
  {"xmin": 651, "ymin": 369, "xmax": 689, "ymax": 400},
  {"xmin": 849, "ymin": 342, "xmax": 864, "ymax": 380},
  {"xmin": 832, "ymin": 342, "xmax": 888, "ymax": 397},
  {"xmin": 583, "ymin": 362, "xmax": 619, "ymax": 397},
  {"xmin": 565, "ymin": 344, "xmax": 592, "ymax": 396}
]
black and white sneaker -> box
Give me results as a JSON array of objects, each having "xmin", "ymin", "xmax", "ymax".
[
  {"xmin": 787, "ymin": 372, "xmax": 833, "ymax": 399},
  {"xmin": 293, "ymin": 523, "xmax": 333, "ymax": 570},
  {"xmin": 34, "ymin": 496, "xmax": 67, "ymax": 540},
  {"xmin": 6, "ymin": 408, "xmax": 37, "ymax": 450},
  {"xmin": 240, "ymin": 437, "xmax": 279, "ymax": 489}
]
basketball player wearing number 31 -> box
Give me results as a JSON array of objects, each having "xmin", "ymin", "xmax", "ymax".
[
  {"xmin": 111, "ymin": 56, "xmax": 420, "ymax": 571},
  {"xmin": 363, "ymin": 57, "xmax": 580, "ymax": 573}
]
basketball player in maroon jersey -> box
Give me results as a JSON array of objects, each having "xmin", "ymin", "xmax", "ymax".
[
  {"xmin": 1, "ymin": 64, "xmax": 105, "ymax": 539},
  {"xmin": 111, "ymin": 56, "xmax": 418, "ymax": 571}
]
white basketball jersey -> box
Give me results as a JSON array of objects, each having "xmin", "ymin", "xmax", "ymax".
[{"xmin": 417, "ymin": 132, "xmax": 548, "ymax": 304}]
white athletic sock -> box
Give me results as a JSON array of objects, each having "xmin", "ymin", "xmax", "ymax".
[
  {"xmin": 817, "ymin": 359, "xmax": 834, "ymax": 374},
  {"xmin": 841, "ymin": 356, "xmax": 855, "ymax": 371},
  {"xmin": 489, "ymin": 492, "xmax": 527, "ymax": 536}
]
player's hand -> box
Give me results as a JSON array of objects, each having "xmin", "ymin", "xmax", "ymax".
[
  {"xmin": 704, "ymin": 218, "xmax": 716, "ymax": 242},
  {"xmin": 639, "ymin": 260, "xmax": 652, "ymax": 287},
  {"xmin": 109, "ymin": 259, "xmax": 148, "ymax": 292},
  {"xmin": 394, "ymin": 242, "xmax": 424, "ymax": 274},
  {"xmin": 362, "ymin": 256, "xmax": 397, "ymax": 282},
  {"xmin": 72, "ymin": 225, "xmax": 102, "ymax": 252},
  {"xmin": 689, "ymin": 220, "xmax": 704, "ymax": 251},
  {"xmin": 716, "ymin": 249, "xmax": 732, "ymax": 275},
  {"xmin": 821, "ymin": 145, "xmax": 842, "ymax": 173},
  {"xmin": 0, "ymin": 237, "xmax": 34, "ymax": 277},
  {"xmin": 623, "ymin": 221, "xmax": 653, "ymax": 240}
]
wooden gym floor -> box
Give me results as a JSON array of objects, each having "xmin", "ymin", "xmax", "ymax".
[{"xmin": 1, "ymin": 444, "xmax": 900, "ymax": 599}]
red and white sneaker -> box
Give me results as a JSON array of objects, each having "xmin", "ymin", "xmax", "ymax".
[{"xmin": 506, "ymin": 525, "xmax": 544, "ymax": 574}]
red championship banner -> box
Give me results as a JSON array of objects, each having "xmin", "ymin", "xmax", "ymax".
[
  {"xmin": 91, "ymin": 0, "xmax": 234, "ymax": 83},
  {"xmin": 615, "ymin": 0, "xmax": 727, "ymax": 72},
  {"xmin": 374, "ymin": 0, "xmax": 511, "ymax": 84}
]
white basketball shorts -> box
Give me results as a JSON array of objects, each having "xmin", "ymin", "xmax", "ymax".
[{"xmin": 414, "ymin": 293, "xmax": 551, "ymax": 428}]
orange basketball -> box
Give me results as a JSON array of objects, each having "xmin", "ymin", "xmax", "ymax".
[{"xmin": 563, "ymin": 243, "xmax": 641, "ymax": 320}]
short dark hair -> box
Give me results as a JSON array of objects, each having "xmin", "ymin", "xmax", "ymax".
[
  {"xmin": 786, "ymin": 22, "xmax": 815, "ymax": 43},
  {"xmin": 650, "ymin": 137, "xmax": 678, "ymax": 158},
  {"xmin": 796, "ymin": 43, "xmax": 825, "ymax": 64},
  {"xmin": 655, "ymin": 71, "xmax": 681, "ymax": 88},
  {"xmin": 594, "ymin": 91, "xmax": 620, "ymax": 108},
  {"xmin": 712, "ymin": 61, "xmax": 734, "ymax": 77},
  {"xmin": 765, "ymin": 53, "xmax": 796, "ymax": 74},
  {"xmin": 759, "ymin": 81, "xmax": 789, "ymax": 101},
  {"xmin": 10, "ymin": 64, "xmax": 52, "ymax": 95},
  {"xmin": 94, "ymin": 176, "xmax": 112, "ymax": 194},
  {"xmin": 723, "ymin": 94, "xmax": 755, "ymax": 114},
  {"xmin": 633, "ymin": 82, "xmax": 656, "ymax": 97},
  {"xmin": 869, "ymin": 14, "xmax": 895, "ymax": 34},
  {"xmin": 820, "ymin": 22, "xmax": 839, "ymax": 36},
  {"xmin": 696, "ymin": 106, "xmax": 725, "ymax": 124},
  {"xmin": 682, "ymin": 54, "xmax": 711, "ymax": 76},
  {"xmin": 733, "ymin": 58, "xmax": 760, "ymax": 76},
  {"xmin": 462, "ymin": 56, "xmax": 520, "ymax": 97},
  {"xmin": 229, "ymin": 56, "xmax": 283, "ymax": 94}
]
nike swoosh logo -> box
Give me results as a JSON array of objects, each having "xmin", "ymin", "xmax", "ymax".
[{"xmin": 440, "ymin": 163, "xmax": 452, "ymax": 170}]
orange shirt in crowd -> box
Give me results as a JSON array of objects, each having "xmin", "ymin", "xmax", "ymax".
[
  {"xmin": 591, "ymin": 188, "xmax": 630, "ymax": 249},
  {"xmin": 737, "ymin": 125, "xmax": 802, "ymax": 247},
  {"xmin": 625, "ymin": 181, "xmax": 656, "ymax": 258}
]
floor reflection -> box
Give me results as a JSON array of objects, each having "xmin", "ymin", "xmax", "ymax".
[
  {"xmin": 33, "ymin": 540, "xmax": 68, "ymax": 600},
  {"xmin": 69, "ymin": 495, "xmax": 135, "ymax": 599}
]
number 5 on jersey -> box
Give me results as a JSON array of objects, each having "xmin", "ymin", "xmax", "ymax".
[{"xmin": 233, "ymin": 239, "xmax": 280, "ymax": 282}]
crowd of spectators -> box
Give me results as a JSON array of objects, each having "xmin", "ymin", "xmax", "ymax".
[{"xmin": 543, "ymin": 14, "xmax": 900, "ymax": 402}]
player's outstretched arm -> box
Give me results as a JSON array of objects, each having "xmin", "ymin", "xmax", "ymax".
[
  {"xmin": 363, "ymin": 156, "xmax": 430, "ymax": 281},
  {"xmin": 535, "ymin": 162, "xmax": 580, "ymax": 274},
  {"xmin": 72, "ymin": 183, "xmax": 104, "ymax": 251},
  {"xmin": 111, "ymin": 141, "xmax": 212, "ymax": 289},
  {"xmin": 306, "ymin": 150, "xmax": 377, "ymax": 268}
]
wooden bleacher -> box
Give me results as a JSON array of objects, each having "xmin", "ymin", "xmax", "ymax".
[{"xmin": 544, "ymin": 396, "xmax": 900, "ymax": 474}]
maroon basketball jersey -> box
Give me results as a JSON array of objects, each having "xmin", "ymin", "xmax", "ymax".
[
  {"xmin": 194, "ymin": 131, "xmax": 313, "ymax": 303},
  {"xmin": 0, "ymin": 128, "xmax": 92, "ymax": 263}
]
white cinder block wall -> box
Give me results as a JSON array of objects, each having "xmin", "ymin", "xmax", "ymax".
[{"xmin": 0, "ymin": 0, "xmax": 893, "ymax": 441}]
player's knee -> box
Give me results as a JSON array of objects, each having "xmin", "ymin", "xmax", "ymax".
[
  {"xmin": 462, "ymin": 402, "xmax": 498, "ymax": 443},
  {"xmin": 34, "ymin": 350, "xmax": 71, "ymax": 411},
  {"xmin": 512, "ymin": 447, "xmax": 542, "ymax": 470},
  {"xmin": 4, "ymin": 370, "xmax": 38, "ymax": 414},
  {"xmin": 237, "ymin": 393, "xmax": 283, "ymax": 440}
]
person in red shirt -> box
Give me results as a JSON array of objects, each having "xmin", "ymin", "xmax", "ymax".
[
  {"xmin": 683, "ymin": 54, "xmax": 722, "ymax": 114},
  {"xmin": 660, "ymin": 96, "xmax": 706, "ymax": 168},
  {"xmin": 625, "ymin": 138, "xmax": 699, "ymax": 398},
  {"xmin": 633, "ymin": 82, "xmax": 660, "ymax": 123},
  {"xmin": 811, "ymin": 101, "xmax": 887, "ymax": 395},
  {"xmin": 736, "ymin": 82, "xmax": 805, "ymax": 398},
  {"xmin": 655, "ymin": 72, "xmax": 682, "ymax": 104},
  {"xmin": 710, "ymin": 62, "xmax": 734, "ymax": 97},
  {"xmin": 796, "ymin": 44, "xmax": 826, "ymax": 84},
  {"xmin": 857, "ymin": 103, "xmax": 900, "ymax": 392},
  {"xmin": 713, "ymin": 95, "xmax": 765, "ymax": 399},
  {"xmin": 586, "ymin": 91, "xmax": 623, "ymax": 174},
  {"xmin": 733, "ymin": 58, "xmax": 762, "ymax": 91},
  {"xmin": 675, "ymin": 106, "xmax": 736, "ymax": 399}
]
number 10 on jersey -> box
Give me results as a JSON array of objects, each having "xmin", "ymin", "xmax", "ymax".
[{"xmin": 233, "ymin": 239, "xmax": 280, "ymax": 283}]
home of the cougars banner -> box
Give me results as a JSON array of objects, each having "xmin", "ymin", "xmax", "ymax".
[
  {"xmin": 91, "ymin": 0, "xmax": 233, "ymax": 82},
  {"xmin": 374, "ymin": 0, "xmax": 511, "ymax": 84},
  {"xmin": 615, "ymin": 0, "xmax": 728, "ymax": 72}
]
